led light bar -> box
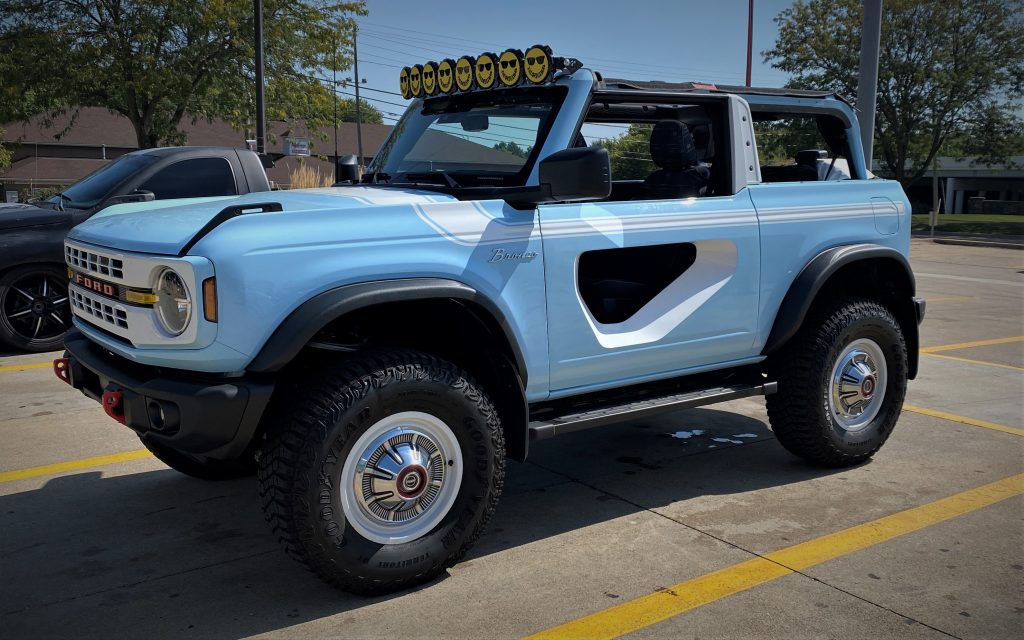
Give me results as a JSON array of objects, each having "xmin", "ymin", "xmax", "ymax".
[{"xmin": 398, "ymin": 45, "xmax": 580, "ymax": 99}]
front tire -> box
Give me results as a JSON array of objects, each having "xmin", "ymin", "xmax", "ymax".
[
  {"xmin": 257, "ymin": 350, "xmax": 505, "ymax": 594},
  {"xmin": 766, "ymin": 298, "xmax": 908, "ymax": 467},
  {"xmin": 0, "ymin": 265, "xmax": 72, "ymax": 352}
]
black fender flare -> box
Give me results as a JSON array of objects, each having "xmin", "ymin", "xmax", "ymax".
[
  {"xmin": 247, "ymin": 278, "xmax": 529, "ymax": 383},
  {"xmin": 762, "ymin": 244, "xmax": 921, "ymax": 377}
]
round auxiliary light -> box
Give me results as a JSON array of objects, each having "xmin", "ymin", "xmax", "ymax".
[
  {"xmin": 437, "ymin": 58, "xmax": 456, "ymax": 94},
  {"xmin": 474, "ymin": 51, "xmax": 498, "ymax": 90},
  {"xmin": 408, "ymin": 64, "xmax": 423, "ymax": 97},
  {"xmin": 523, "ymin": 44, "xmax": 553, "ymax": 84},
  {"xmin": 497, "ymin": 49, "xmax": 524, "ymax": 87},
  {"xmin": 154, "ymin": 268, "xmax": 191, "ymax": 336},
  {"xmin": 399, "ymin": 66, "xmax": 412, "ymax": 99},
  {"xmin": 422, "ymin": 61, "xmax": 439, "ymax": 96},
  {"xmin": 454, "ymin": 55, "xmax": 476, "ymax": 92}
]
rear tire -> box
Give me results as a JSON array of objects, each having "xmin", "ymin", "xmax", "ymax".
[
  {"xmin": 141, "ymin": 437, "xmax": 255, "ymax": 480},
  {"xmin": 766, "ymin": 298, "xmax": 907, "ymax": 467},
  {"xmin": 257, "ymin": 349, "xmax": 505, "ymax": 595}
]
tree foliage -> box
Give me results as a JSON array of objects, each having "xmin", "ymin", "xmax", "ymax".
[
  {"xmin": 592, "ymin": 124, "xmax": 655, "ymax": 181},
  {"xmin": 0, "ymin": 1, "xmax": 369, "ymax": 148},
  {"xmin": 0, "ymin": 129, "xmax": 10, "ymax": 171},
  {"xmin": 764, "ymin": 0, "xmax": 1024, "ymax": 186},
  {"xmin": 492, "ymin": 140, "xmax": 532, "ymax": 158}
]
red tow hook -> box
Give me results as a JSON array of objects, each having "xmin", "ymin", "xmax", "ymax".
[
  {"xmin": 102, "ymin": 390, "xmax": 126, "ymax": 424},
  {"xmin": 53, "ymin": 358, "xmax": 71, "ymax": 385}
]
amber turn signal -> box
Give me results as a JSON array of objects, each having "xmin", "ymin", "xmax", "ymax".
[{"xmin": 202, "ymin": 277, "xmax": 217, "ymax": 322}]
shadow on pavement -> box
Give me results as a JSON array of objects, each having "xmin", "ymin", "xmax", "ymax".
[{"xmin": 0, "ymin": 406, "xmax": 844, "ymax": 638}]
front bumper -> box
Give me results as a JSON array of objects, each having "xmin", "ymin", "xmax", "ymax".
[
  {"xmin": 61, "ymin": 329, "xmax": 274, "ymax": 459},
  {"xmin": 913, "ymin": 296, "xmax": 926, "ymax": 324}
]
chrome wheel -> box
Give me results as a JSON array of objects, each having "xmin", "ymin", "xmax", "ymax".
[
  {"xmin": 828, "ymin": 337, "xmax": 887, "ymax": 432},
  {"xmin": 340, "ymin": 411, "xmax": 463, "ymax": 545}
]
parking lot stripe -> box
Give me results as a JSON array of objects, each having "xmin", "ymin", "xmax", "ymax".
[
  {"xmin": 0, "ymin": 449, "xmax": 152, "ymax": 484},
  {"xmin": 922, "ymin": 352, "xmax": 1024, "ymax": 372},
  {"xmin": 921, "ymin": 335, "xmax": 1024, "ymax": 353},
  {"xmin": 523, "ymin": 473, "xmax": 1024, "ymax": 640},
  {"xmin": 916, "ymin": 272, "xmax": 1024, "ymax": 288},
  {"xmin": 924, "ymin": 295, "xmax": 975, "ymax": 303},
  {"xmin": 902, "ymin": 405, "xmax": 1024, "ymax": 437},
  {"xmin": 0, "ymin": 362, "xmax": 52, "ymax": 373}
]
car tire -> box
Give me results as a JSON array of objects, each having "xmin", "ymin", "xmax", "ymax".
[
  {"xmin": 257, "ymin": 349, "xmax": 505, "ymax": 595},
  {"xmin": 0, "ymin": 265, "xmax": 72, "ymax": 353},
  {"xmin": 141, "ymin": 437, "xmax": 256, "ymax": 480},
  {"xmin": 766, "ymin": 298, "xmax": 908, "ymax": 467}
]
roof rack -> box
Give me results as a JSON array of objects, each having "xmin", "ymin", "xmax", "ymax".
[{"xmin": 599, "ymin": 79, "xmax": 849, "ymax": 104}]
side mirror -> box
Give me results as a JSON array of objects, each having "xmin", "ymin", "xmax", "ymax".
[
  {"xmin": 100, "ymin": 190, "xmax": 156, "ymax": 209},
  {"xmin": 335, "ymin": 154, "xmax": 359, "ymax": 184},
  {"xmin": 538, "ymin": 147, "xmax": 611, "ymax": 202}
]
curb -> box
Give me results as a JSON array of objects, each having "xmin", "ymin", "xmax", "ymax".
[{"xmin": 929, "ymin": 237, "xmax": 1024, "ymax": 250}]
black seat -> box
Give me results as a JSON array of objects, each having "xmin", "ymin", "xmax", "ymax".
[{"xmin": 642, "ymin": 121, "xmax": 709, "ymax": 200}]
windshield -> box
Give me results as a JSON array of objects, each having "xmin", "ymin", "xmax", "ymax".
[
  {"xmin": 49, "ymin": 154, "xmax": 156, "ymax": 209},
  {"xmin": 367, "ymin": 88, "xmax": 565, "ymax": 187}
]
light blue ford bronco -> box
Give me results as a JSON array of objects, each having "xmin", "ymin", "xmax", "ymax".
[{"xmin": 55, "ymin": 48, "xmax": 924, "ymax": 594}]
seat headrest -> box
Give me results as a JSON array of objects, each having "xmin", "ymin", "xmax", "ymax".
[
  {"xmin": 796, "ymin": 149, "xmax": 826, "ymax": 166},
  {"xmin": 690, "ymin": 124, "xmax": 715, "ymax": 161},
  {"xmin": 650, "ymin": 121, "xmax": 698, "ymax": 169}
]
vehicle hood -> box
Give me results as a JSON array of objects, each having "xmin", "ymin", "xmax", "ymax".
[
  {"xmin": 0, "ymin": 203, "xmax": 70, "ymax": 232},
  {"xmin": 67, "ymin": 187, "xmax": 456, "ymax": 255}
]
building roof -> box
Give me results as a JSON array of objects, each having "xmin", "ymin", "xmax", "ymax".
[{"xmin": 1, "ymin": 107, "xmax": 392, "ymax": 155}]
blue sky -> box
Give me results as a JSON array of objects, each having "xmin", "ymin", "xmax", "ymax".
[{"xmin": 350, "ymin": 0, "xmax": 799, "ymax": 123}]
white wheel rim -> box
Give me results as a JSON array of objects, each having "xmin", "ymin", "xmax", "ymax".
[
  {"xmin": 827, "ymin": 337, "xmax": 888, "ymax": 432},
  {"xmin": 339, "ymin": 411, "xmax": 463, "ymax": 545}
]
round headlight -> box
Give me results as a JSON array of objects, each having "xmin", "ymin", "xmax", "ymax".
[{"xmin": 154, "ymin": 268, "xmax": 191, "ymax": 336}]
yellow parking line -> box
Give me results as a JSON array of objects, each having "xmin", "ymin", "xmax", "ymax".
[
  {"xmin": 922, "ymin": 352, "xmax": 1024, "ymax": 372},
  {"xmin": 0, "ymin": 361, "xmax": 52, "ymax": 373},
  {"xmin": 0, "ymin": 449, "xmax": 153, "ymax": 484},
  {"xmin": 902, "ymin": 405, "xmax": 1024, "ymax": 437},
  {"xmin": 921, "ymin": 335, "xmax": 1024, "ymax": 354},
  {"xmin": 523, "ymin": 473, "xmax": 1024, "ymax": 640}
]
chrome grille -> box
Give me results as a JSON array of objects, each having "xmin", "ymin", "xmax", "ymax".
[
  {"xmin": 66, "ymin": 246, "xmax": 124, "ymax": 279},
  {"xmin": 70, "ymin": 288, "xmax": 128, "ymax": 330}
]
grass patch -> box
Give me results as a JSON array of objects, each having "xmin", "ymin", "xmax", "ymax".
[{"xmin": 911, "ymin": 214, "xmax": 1024, "ymax": 236}]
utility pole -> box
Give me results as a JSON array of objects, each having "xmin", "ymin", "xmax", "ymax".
[
  {"xmin": 254, "ymin": 0, "xmax": 266, "ymax": 154},
  {"xmin": 745, "ymin": 0, "xmax": 754, "ymax": 87},
  {"xmin": 353, "ymin": 23, "xmax": 364, "ymax": 171},
  {"xmin": 856, "ymin": 0, "xmax": 882, "ymax": 169}
]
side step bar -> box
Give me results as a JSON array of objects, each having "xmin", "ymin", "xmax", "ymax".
[{"xmin": 529, "ymin": 381, "xmax": 777, "ymax": 441}]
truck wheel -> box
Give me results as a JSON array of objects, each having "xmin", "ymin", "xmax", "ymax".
[
  {"xmin": 141, "ymin": 438, "xmax": 255, "ymax": 480},
  {"xmin": 0, "ymin": 265, "xmax": 71, "ymax": 353},
  {"xmin": 257, "ymin": 350, "xmax": 505, "ymax": 594},
  {"xmin": 766, "ymin": 298, "xmax": 907, "ymax": 467}
]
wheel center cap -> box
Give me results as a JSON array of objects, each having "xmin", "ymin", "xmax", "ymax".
[
  {"xmin": 32, "ymin": 300, "xmax": 46, "ymax": 314},
  {"xmin": 396, "ymin": 465, "xmax": 427, "ymax": 499},
  {"xmin": 861, "ymin": 374, "xmax": 876, "ymax": 398}
]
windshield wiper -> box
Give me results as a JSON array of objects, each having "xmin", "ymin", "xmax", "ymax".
[
  {"xmin": 400, "ymin": 171, "xmax": 462, "ymax": 188},
  {"xmin": 368, "ymin": 171, "xmax": 391, "ymax": 184}
]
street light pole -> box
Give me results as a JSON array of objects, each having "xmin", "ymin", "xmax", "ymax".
[
  {"xmin": 857, "ymin": 0, "xmax": 882, "ymax": 169},
  {"xmin": 254, "ymin": 0, "xmax": 266, "ymax": 155},
  {"xmin": 353, "ymin": 23, "xmax": 364, "ymax": 171},
  {"xmin": 333, "ymin": 38, "xmax": 339, "ymax": 181}
]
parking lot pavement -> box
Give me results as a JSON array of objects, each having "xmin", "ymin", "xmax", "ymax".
[{"xmin": 1, "ymin": 238, "xmax": 1021, "ymax": 640}]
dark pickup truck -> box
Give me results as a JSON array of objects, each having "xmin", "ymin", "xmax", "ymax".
[{"xmin": 0, "ymin": 146, "xmax": 270, "ymax": 351}]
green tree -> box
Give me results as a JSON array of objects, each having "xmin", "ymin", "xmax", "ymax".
[
  {"xmin": 336, "ymin": 97, "xmax": 383, "ymax": 125},
  {"xmin": 764, "ymin": 0, "xmax": 1024, "ymax": 186},
  {"xmin": 0, "ymin": 1, "xmax": 367, "ymax": 148},
  {"xmin": 492, "ymin": 140, "xmax": 532, "ymax": 158},
  {"xmin": 593, "ymin": 124, "xmax": 655, "ymax": 180},
  {"xmin": 0, "ymin": 129, "xmax": 10, "ymax": 171}
]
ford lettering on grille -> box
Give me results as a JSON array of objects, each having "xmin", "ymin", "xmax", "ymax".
[{"xmin": 71, "ymin": 270, "xmax": 119, "ymax": 299}]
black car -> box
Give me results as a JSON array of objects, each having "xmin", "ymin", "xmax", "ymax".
[{"xmin": 0, "ymin": 147, "xmax": 270, "ymax": 352}]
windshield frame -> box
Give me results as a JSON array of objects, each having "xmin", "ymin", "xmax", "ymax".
[{"xmin": 366, "ymin": 86, "xmax": 569, "ymax": 189}]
